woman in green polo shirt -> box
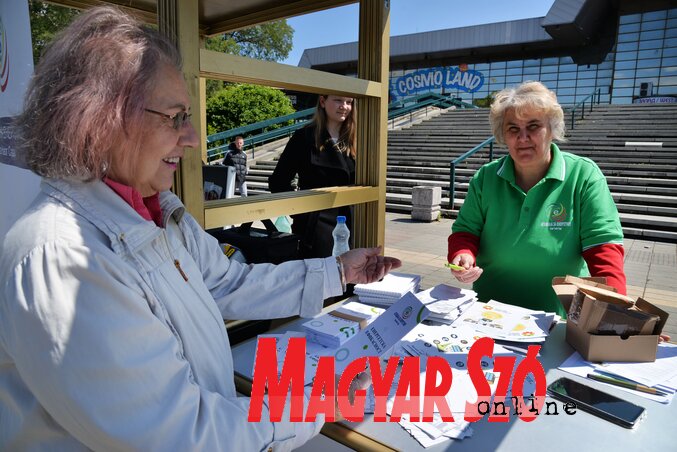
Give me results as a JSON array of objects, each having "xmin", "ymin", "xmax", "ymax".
[{"xmin": 447, "ymin": 81, "xmax": 626, "ymax": 317}]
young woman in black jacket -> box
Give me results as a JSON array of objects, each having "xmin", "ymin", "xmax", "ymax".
[{"xmin": 269, "ymin": 95, "xmax": 356, "ymax": 258}]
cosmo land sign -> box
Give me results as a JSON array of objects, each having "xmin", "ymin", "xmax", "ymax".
[{"xmin": 391, "ymin": 65, "xmax": 485, "ymax": 98}]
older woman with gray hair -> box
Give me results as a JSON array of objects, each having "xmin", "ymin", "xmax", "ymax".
[
  {"xmin": 447, "ymin": 81, "xmax": 625, "ymax": 316},
  {"xmin": 0, "ymin": 6, "xmax": 399, "ymax": 451}
]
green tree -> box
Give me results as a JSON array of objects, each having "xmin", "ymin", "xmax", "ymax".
[
  {"xmin": 473, "ymin": 91, "xmax": 498, "ymax": 108},
  {"xmin": 28, "ymin": 1, "xmax": 80, "ymax": 65},
  {"xmin": 206, "ymin": 84, "xmax": 295, "ymax": 138},
  {"xmin": 205, "ymin": 20, "xmax": 293, "ymax": 97}
]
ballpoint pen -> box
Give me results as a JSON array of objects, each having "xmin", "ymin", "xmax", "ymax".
[{"xmin": 587, "ymin": 373, "xmax": 669, "ymax": 397}]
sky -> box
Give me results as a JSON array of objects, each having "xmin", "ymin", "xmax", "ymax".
[{"xmin": 282, "ymin": 0, "xmax": 556, "ymax": 66}]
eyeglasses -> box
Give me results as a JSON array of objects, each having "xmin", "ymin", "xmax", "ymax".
[{"xmin": 144, "ymin": 108, "xmax": 192, "ymax": 130}]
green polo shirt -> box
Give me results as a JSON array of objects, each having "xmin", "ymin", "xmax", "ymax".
[{"xmin": 452, "ymin": 143, "xmax": 623, "ymax": 316}]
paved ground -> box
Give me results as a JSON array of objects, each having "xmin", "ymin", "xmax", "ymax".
[{"xmin": 383, "ymin": 212, "xmax": 677, "ymax": 340}]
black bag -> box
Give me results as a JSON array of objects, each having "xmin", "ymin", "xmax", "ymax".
[{"xmin": 207, "ymin": 219, "xmax": 301, "ymax": 264}]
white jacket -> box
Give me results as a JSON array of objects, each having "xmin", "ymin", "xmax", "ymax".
[{"xmin": 0, "ymin": 178, "xmax": 342, "ymax": 451}]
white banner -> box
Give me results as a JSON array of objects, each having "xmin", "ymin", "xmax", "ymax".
[{"xmin": 0, "ymin": 0, "xmax": 39, "ymax": 241}]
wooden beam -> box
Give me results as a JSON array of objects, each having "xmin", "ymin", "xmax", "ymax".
[
  {"xmin": 203, "ymin": 186, "xmax": 379, "ymax": 229},
  {"xmin": 354, "ymin": 0, "xmax": 390, "ymax": 250},
  {"xmin": 205, "ymin": 0, "xmax": 357, "ymax": 35},
  {"xmin": 200, "ymin": 50, "xmax": 382, "ymax": 98}
]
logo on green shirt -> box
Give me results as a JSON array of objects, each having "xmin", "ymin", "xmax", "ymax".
[{"xmin": 541, "ymin": 202, "xmax": 572, "ymax": 230}]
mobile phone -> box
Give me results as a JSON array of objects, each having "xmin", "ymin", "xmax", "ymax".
[{"xmin": 547, "ymin": 377, "xmax": 646, "ymax": 429}]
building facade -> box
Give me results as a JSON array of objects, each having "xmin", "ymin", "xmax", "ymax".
[{"xmin": 299, "ymin": 4, "xmax": 677, "ymax": 106}]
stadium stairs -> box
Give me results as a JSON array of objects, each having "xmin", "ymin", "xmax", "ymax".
[{"xmin": 246, "ymin": 103, "xmax": 677, "ymax": 243}]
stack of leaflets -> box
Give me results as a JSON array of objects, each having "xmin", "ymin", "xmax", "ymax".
[
  {"xmin": 302, "ymin": 301, "xmax": 384, "ymax": 348},
  {"xmin": 415, "ymin": 284, "xmax": 477, "ymax": 324},
  {"xmin": 354, "ymin": 272, "xmax": 421, "ymax": 306},
  {"xmin": 453, "ymin": 299, "xmax": 557, "ymax": 345}
]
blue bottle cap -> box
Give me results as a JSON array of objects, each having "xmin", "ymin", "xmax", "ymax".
[{"xmin": 337, "ymin": 215, "xmax": 346, "ymax": 223}]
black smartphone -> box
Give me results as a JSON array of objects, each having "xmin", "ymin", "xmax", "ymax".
[{"xmin": 547, "ymin": 377, "xmax": 646, "ymax": 429}]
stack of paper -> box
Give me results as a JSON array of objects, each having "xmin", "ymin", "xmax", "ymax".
[
  {"xmin": 302, "ymin": 302, "xmax": 384, "ymax": 348},
  {"xmin": 453, "ymin": 299, "xmax": 557, "ymax": 344},
  {"xmin": 559, "ymin": 342, "xmax": 677, "ymax": 404},
  {"xmin": 415, "ymin": 284, "xmax": 476, "ymax": 324},
  {"xmin": 354, "ymin": 272, "xmax": 421, "ymax": 306}
]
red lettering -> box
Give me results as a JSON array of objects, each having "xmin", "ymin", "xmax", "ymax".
[
  {"xmin": 248, "ymin": 337, "xmax": 305, "ymax": 422},
  {"xmin": 337, "ymin": 357, "xmax": 368, "ymax": 422},
  {"xmin": 390, "ymin": 357, "xmax": 421, "ymax": 422},
  {"xmin": 304, "ymin": 356, "xmax": 336, "ymax": 422},
  {"xmin": 370, "ymin": 356, "xmax": 400, "ymax": 422},
  {"xmin": 422, "ymin": 357, "xmax": 454, "ymax": 422},
  {"xmin": 465, "ymin": 337, "xmax": 494, "ymax": 422},
  {"xmin": 512, "ymin": 345, "xmax": 546, "ymax": 422}
]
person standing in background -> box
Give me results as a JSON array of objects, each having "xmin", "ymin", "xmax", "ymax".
[
  {"xmin": 223, "ymin": 135, "xmax": 248, "ymax": 197},
  {"xmin": 269, "ymin": 95, "xmax": 356, "ymax": 258},
  {"xmin": 448, "ymin": 81, "xmax": 626, "ymax": 317}
]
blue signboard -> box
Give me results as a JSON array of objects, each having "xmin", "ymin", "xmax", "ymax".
[{"xmin": 391, "ymin": 66, "xmax": 484, "ymax": 99}]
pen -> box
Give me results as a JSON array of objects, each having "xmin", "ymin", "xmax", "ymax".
[
  {"xmin": 586, "ymin": 373, "xmax": 669, "ymax": 397},
  {"xmin": 445, "ymin": 263, "xmax": 465, "ymax": 271}
]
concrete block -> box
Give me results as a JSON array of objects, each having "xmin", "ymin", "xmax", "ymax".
[
  {"xmin": 412, "ymin": 186, "xmax": 442, "ymax": 207},
  {"xmin": 411, "ymin": 206, "xmax": 441, "ymax": 222}
]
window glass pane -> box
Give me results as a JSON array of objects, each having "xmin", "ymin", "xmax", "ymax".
[
  {"xmin": 612, "ymin": 87, "xmax": 635, "ymax": 97},
  {"xmin": 559, "ymin": 56, "xmax": 574, "ymax": 64},
  {"xmin": 540, "ymin": 72, "xmax": 557, "ymax": 81},
  {"xmin": 615, "ymin": 60, "xmax": 636, "ymax": 70},
  {"xmin": 642, "ymin": 11, "xmax": 667, "ymax": 21},
  {"xmin": 668, "ymin": 18, "xmax": 677, "ymax": 28},
  {"xmin": 663, "ymin": 56, "xmax": 677, "ymax": 66},
  {"xmin": 660, "ymin": 66, "xmax": 677, "ymax": 76},
  {"xmin": 523, "ymin": 59, "xmax": 539, "ymax": 67},
  {"xmin": 640, "ymin": 29, "xmax": 665, "ymax": 41},
  {"xmin": 638, "ymin": 48, "xmax": 662, "ymax": 59},
  {"xmin": 639, "ymin": 39, "xmax": 664, "ymax": 50},
  {"xmin": 659, "ymin": 75, "xmax": 677, "ymax": 85},
  {"xmin": 557, "ymin": 95, "xmax": 574, "ymax": 105},
  {"xmin": 616, "ymin": 41, "xmax": 639, "ymax": 52},
  {"xmin": 658, "ymin": 85, "xmax": 677, "ymax": 95},
  {"xmin": 613, "ymin": 96, "xmax": 633, "ymax": 104},
  {"xmin": 475, "ymin": 63, "xmax": 490, "ymax": 71},
  {"xmin": 577, "ymin": 78, "xmax": 596, "ymax": 87},
  {"xmin": 666, "ymin": 37, "xmax": 677, "ymax": 47},
  {"xmin": 614, "ymin": 69, "xmax": 635, "ymax": 79},
  {"xmin": 641, "ymin": 20, "xmax": 666, "ymax": 31},
  {"xmin": 523, "ymin": 66, "xmax": 539, "ymax": 75},
  {"xmin": 559, "ymin": 63, "xmax": 577, "ymax": 72},
  {"xmin": 557, "ymin": 87, "xmax": 575, "ymax": 96},
  {"xmin": 506, "ymin": 67, "xmax": 522, "ymax": 76},
  {"xmin": 636, "ymin": 75, "xmax": 659, "ymax": 85},
  {"xmin": 620, "ymin": 14, "xmax": 641, "ymax": 24},
  {"xmin": 506, "ymin": 60, "xmax": 522, "ymax": 69},
  {"xmin": 506, "ymin": 75, "xmax": 522, "ymax": 83},
  {"xmin": 489, "ymin": 76, "xmax": 505, "ymax": 84},
  {"xmin": 613, "ymin": 78, "xmax": 634, "ymax": 88},
  {"xmin": 597, "ymin": 69, "xmax": 613, "ymax": 78},
  {"xmin": 598, "ymin": 61, "xmax": 614, "ymax": 70},
  {"xmin": 619, "ymin": 23, "xmax": 641, "ymax": 33},
  {"xmin": 597, "ymin": 77, "xmax": 612, "ymax": 85},
  {"xmin": 666, "ymin": 28, "xmax": 677, "ymax": 39},
  {"xmin": 542, "ymin": 80, "xmax": 556, "ymax": 90},
  {"xmin": 618, "ymin": 32, "xmax": 639, "ymax": 43},
  {"xmin": 542, "ymin": 57, "xmax": 558, "ymax": 65},
  {"xmin": 540, "ymin": 65, "xmax": 558, "ymax": 74},
  {"xmin": 558, "ymin": 72, "xmax": 577, "ymax": 80},
  {"xmin": 615, "ymin": 51, "xmax": 637, "ymax": 61},
  {"xmin": 600, "ymin": 93, "xmax": 611, "ymax": 103},
  {"xmin": 490, "ymin": 61, "xmax": 506, "ymax": 69},
  {"xmin": 558, "ymin": 79, "xmax": 576, "ymax": 88},
  {"xmin": 577, "ymin": 69, "xmax": 597, "ymax": 79},
  {"xmin": 636, "ymin": 59, "xmax": 661, "ymax": 69},
  {"xmin": 670, "ymin": 8, "xmax": 677, "ymax": 19}
]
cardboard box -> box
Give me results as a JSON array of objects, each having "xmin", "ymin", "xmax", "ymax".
[
  {"xmin": 553, "ymin": 277, "xmax": 669, "ymax": 362},
  {"xmin": 551, "ymin": 275, "xmax": 615, "ymax": 314}
]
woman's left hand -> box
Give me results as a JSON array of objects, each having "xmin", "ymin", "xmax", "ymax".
[{"xmin": 340, "ymin": 246, "xmax": 402, "ymax": 284}]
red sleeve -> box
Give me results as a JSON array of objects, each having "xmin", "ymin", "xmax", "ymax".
[
  {"xmin": 582, "ymin": 244, "xmax": 627, "ymax": 295},
  {"xmin": 448, "ymin": 232, "xmax": 480, "ymax": 263}
]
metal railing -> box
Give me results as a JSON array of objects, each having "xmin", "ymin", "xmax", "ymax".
[
  {"xmin": 449, "ymin": 136, "xmax": 495, "ymax": 209},
  {"xmin": 206, "ymin": 92, "xmax": 478, "ymax": 163},
  {"xmin": 567, "ymin": 88, "xmax": 601, "ymax": 130}
]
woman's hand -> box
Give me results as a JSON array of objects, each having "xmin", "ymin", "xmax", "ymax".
[
  {"xmin": 340, "ymin": 246, "xmax": 401, "ymax": 284},
  {"xmin": 450, "ymin": 253, "xmax": 483, "ymax": 284}
]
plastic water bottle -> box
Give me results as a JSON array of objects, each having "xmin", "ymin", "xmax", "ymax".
[{"xmin": 332, "ymin": 216, "xmax": 350, "ymax": 256}]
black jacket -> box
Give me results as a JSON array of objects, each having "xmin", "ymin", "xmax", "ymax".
[
  {"xmin": 223, "ymin": 143, "xmax": 247, "ymax": 185},
  {"xmin": 269, "ymin": 124, "xmax": 355, "ymax": 258}
]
